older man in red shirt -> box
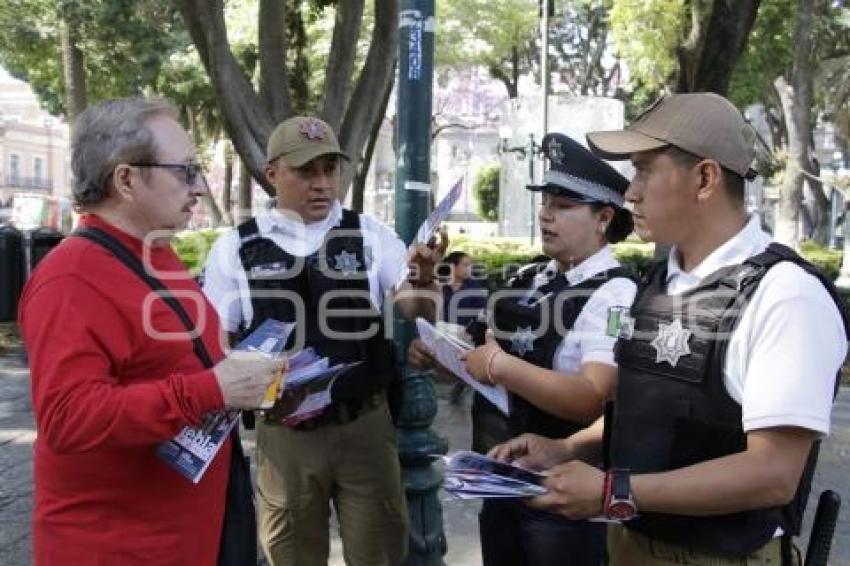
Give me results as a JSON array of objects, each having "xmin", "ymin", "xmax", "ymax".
[{"xmin": 18, "ymin": 97, "xmax": 279, "ymax": 565}]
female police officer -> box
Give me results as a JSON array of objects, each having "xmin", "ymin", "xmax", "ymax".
[{"xmin": 462, "ymin": 133, "xmax": 636, "ymax": 566}]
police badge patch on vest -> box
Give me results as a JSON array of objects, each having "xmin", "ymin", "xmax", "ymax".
[
  {"xmin": 509, "ymin": 326, "xmax": 537, "ymax": 356},
  {"xmin": 332, "ymin": 249, "xmax": 362, "ymax": 276},
  {"xmin": 608, "ymin": 306, "xmax": 693, "ymax": 367},
  {"xmin": 650, "ymin": 318, "xmax": 692, "ymax": 367}
]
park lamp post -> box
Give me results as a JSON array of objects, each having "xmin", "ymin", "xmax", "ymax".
[
  {"xmin": 394, "ymin": 2, "xmax": 449, "ymax": 565},
  {"xmin": 498, "ymin": 126, "xmax": 544, "ymax": 245}
]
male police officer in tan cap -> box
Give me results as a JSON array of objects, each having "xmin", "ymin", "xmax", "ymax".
[
  {"xmin": 203, "ymin": 116, "xmax": 444, "ymax": 565},
  {"xmin": 489, "ymin": 93, "xmax": 848, "ymax": 565}
]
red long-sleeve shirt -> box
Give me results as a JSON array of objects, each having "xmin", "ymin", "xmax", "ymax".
[{"xmin": 19, "ymin": 215, "xmax": 230, "ymax": 566}]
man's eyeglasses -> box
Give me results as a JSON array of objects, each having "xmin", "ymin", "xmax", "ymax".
[{"xmin": 130, "ymin": 162, "xmax": 206, "ymax": 187}]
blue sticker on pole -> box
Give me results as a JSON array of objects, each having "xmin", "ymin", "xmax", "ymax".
[{"xmin": 408, "ymin": 17, "xmax": 422, "ymax": 81}]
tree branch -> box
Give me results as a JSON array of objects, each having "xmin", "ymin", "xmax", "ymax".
[
  {"xmin": 489, "ymin": 63, "xmax": 517, "ymax": 98},
  {"xmin": 258, "ymin": 0, "xmax": 291, "ymax": 122},
  {"xmin": 174, "ymin": 0, "xmax": 274, "ymax": 195},
  {"xmin": 338, "ymin": 0, "xmax": 399, "ymax": 198},
  {"xmin": 351, "ymin": 69, "xmax": 394, "ymax": 214},
  {"xmin": 676, "ymin": 0, "xmax": 707, "ymax": 92},
  {"xmin": 320, "ymin": 0, "xmax": 365, "ymax": 130},
  {"xmin": 431, "ymin": 122, "xmax": 479, "ymax": 140},
  {"xmin": 692, "ymin": 0, "xmax": 761, "ymax": 94}
]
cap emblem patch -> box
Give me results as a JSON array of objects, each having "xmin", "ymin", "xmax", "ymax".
[
  {"xmin": 299, "ymin": 119, "xmax": 326, "ymax": 140},
  {"xmin": 547, "ymin": 138, "xmax": 564, "ymax": 163}
]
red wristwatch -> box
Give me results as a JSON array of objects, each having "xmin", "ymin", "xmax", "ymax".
[{"xmin": 605, "ymin": 468, "xmax": 638, "ymax": 521}]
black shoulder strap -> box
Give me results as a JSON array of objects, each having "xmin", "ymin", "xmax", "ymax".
[
  {"xmin": 236, "ymin": 217, "xmax": 260, "ymax": 243},
  {"xmin": 631, "ymin": 258, "xmax": 666, "ymax": 304},
  {"xmin": 606, "ymin": 266, "xmax": 638, "ymax": 282},
  {"xmin": 744, "ymin": 243, "xmax": 850, "ymax": 340},
  {"xmin": 713, "ymin": 242, "xmax": 849, "ymax": 397},
  {"xmin": 74, "ymin": 227, "xmax": 215, "ymax": 369},
  {"xmin": 338, "ymin": 208, "xmax": 361, "ymax": 230},
  {"xmin": 573, "ymin": 266, "xmax": 639, "ymax": 291},
  {"xmin": 508, "ymin": 261, "xmax": 549, "ymax": 289}
]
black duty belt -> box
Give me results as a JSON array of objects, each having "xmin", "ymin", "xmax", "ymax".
[{"xmin": 288, "ymin": 392, "xmax": 385, "ymax": 431}]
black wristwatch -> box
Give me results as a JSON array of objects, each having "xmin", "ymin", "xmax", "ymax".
[{"xmin": 606, "ymin": 468, "xmax": 638, "ymax": 521}]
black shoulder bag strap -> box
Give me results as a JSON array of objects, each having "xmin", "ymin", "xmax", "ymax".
[
  {"xmin": 73, "ymin": 227, "xmax": 257, "ymax": 566},
  {"xmin": 74, "ymin": 227, "xmax": 214, "ymax": 367}
]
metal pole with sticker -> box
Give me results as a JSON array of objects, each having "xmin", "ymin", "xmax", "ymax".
[{"xmin": 395, "ymin": 2, "xmax": 448, "ymax": 565}]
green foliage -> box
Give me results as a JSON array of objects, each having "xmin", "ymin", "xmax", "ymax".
[
  {"xmin": 436, "ymin": 0, "xmax": 538, "ymax": 70},
  {"xmin": 172, "ymin": 229, "xmax": 226, "ymax": 275},
  {"xmin": 799, "ymin": 239, "xmax": 843, "ymax": 280},
  {"xmin": 445, "ymin": 234, "xmax": 540, "ymax": 290},
  {"xmin": 0, "ymin": 0, "xmax": 189, "ymax": 116},
  {"xmin": 445, "ymin": 234, "xmax": 655, "ymax": 289},
  {"xmin": 612, "ymin": 241, "xmax": 656, "ymax": 277},
  {"xmin": 473, "ymin": 164, "xmax": 500, "ymax": 222},
  {"xmin": 607, "ymin": 0, "xmax": 687, "ymax": 91}
]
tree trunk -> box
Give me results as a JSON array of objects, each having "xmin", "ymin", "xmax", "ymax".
[
  {"xmin": 320, "ymin": 0, "xmax": 365, "ymax": 130},
  {"xmin": 775, "ymin": 76, "xmax": 804, "ymax": 246},
  {"xmin": 490, "ymin": 64, "xmax": 518, "ymax": 99},
  {"xmin": 60, "ymin": 11, "xmax": 87, "ymax": 121},
  {"xmin": 775, "ymin": 0, "xmax": 830, "ymax": 247},
  {"xmin": 221, "ymin": 142, "xmax": 234, "ymax": 225},
  {"xmin": 808, "ymin": 160, "xmax": 830, "ymax": 244},
  {"xmin": 286, "ymin": 2, "xmax": 310, "ymax": 115},
  {"xmin": 237, "ymin": 158, "xmax": 253, "ymax": 226},
  {"xmin": 338, "ymin": 0, "xmax": 399, "ymax": 199},
  {"xmin": 351, "ymin": 66, "xmax": 394, "ymax": 213},
  {"xmin": 258, "ymin": 0, "xmax": 291, "ymax": 122},
  {"xmin": 175, "ymin": 1, "xmax": 397, "ymax": 202},
  {"xmin": 186, "ymin": 109, "xmax": 223, "ymax": 228},
  {"xmin": 175, "ymin": 1, "xmax": 274, "ymax": 194},
  {"xmin": 676, "ymin": 0, "xmax": 761, "ymax": 95}
]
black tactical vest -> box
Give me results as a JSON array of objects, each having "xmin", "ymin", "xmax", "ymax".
[
  {"xmin": 611, "ymin": 243, "xmax": 849, "ymax": 557},
  {"xmin": 491, "ymin": 261, "xmax": 634, "ymax": 439},
  {"xmin": 236, "ymin": 209, "xmax": 397, "ymax": 403}
]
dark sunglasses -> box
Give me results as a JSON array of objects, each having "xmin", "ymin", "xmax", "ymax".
[{"xmin": 131, "ymin": 162, "xmax": 206, "ymax": 187}]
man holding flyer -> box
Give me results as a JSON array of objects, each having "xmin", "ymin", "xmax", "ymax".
[
  {"xmin": 18, "ymin": 97, "xmax": 281, "ymax": 565},
  {"xmin": 202, "ymin": 115, "xmax": 445, "ymax": 566}
]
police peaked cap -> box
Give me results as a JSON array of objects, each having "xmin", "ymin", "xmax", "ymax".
[{"xmin": 527, "ymin": 133, "xmax": 629, "ymax": 207}]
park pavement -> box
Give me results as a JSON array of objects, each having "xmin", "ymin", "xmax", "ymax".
[{"xmin": 2, "ymin": 343, "xmax": 849, "ymax": 565}]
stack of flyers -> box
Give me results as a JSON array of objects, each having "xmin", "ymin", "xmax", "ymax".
[
  {"xmin": 278, "ymin": 361, "xmax": 363, "ymax": 427},
  {"xmin": 259, "ymin": 343, "xmax": 364, "ymax": 426},
  {"xmin": 440, "ymin": 451, "xmax": 547, "ymax": 500},
  {"xmin": 157, "ymin": 319, "xmax": 294, "ymax": 483},
  {"xmin": 158, "ymin": 318, "xmax": 366, "ymax": 481}
]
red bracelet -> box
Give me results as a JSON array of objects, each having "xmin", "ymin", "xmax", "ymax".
[{"xmin": 485, "ymin": 348, "xmax": 501, "ymax": 385}]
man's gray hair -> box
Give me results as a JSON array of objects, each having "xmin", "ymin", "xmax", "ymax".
[{"xmin": 71, "ymin": 97, "xmax": 178, "ymax": 206}]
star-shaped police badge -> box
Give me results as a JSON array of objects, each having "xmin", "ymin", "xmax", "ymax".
[
  {"xmin": 650, "ymin": 318, "xmax": 692, "ymax": 367},
  {"xmin": 299, "ymin": 118, "xmax": 326, "ymax": 140},
  {"xmin": 547, "ymin": 137, "xmax": 564, "ymax": 163},
  {"xmin": 333, "ymin": 250, "xmax": 361, "ymax": 276},
  {"xmin": 510, "ymin": 326, "xmax": 536, "ymax": 357}
]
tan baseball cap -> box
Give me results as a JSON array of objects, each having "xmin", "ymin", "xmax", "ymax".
[
  {"xmin": 586, "ymin": 93, "xmax": 757, "ymax": 179},
  {"xmin": 266, "ymin": 116, "xmax": 350, "ymax": 166}
]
